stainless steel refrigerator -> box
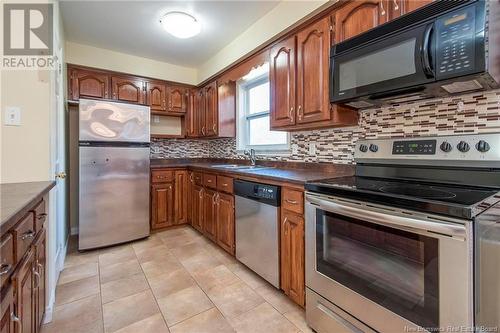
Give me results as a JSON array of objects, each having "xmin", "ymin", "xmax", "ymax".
[{"xmin": 78, "ymin": 99, "xmax": 150, "ymax": 250}]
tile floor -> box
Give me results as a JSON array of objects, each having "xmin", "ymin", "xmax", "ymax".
[{"xmin": 41, "ymin": 225, "xmax": 312, "ymax": 333}]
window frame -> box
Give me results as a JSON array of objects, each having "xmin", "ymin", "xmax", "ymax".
[{"xmin": 236, "ymin": 73, "xmax": 290, "ymax": 153}]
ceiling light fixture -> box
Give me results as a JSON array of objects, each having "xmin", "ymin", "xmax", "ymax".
[{"xmin": 160, "ymin": 11, "xmax": 201, "ymax": 39}]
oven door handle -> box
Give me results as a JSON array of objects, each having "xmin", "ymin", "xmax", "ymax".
[{"xmin": 308, "ymin": 196, "xmax": 466, "ymax": 239}]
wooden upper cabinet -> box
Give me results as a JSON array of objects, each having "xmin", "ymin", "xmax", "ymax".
[
  {"xmin": 70, "ymin": 69, "xmax": 109, "ymax": 100},
  {"xmin": 270, "ymin": 35, "xmax": 296, "ymax": 128},
  {"xmin": 334, "ymin": 0, "xmax": 389, "ymax": 43},
  {"xmin": 111, "ymin": 76, "xmax": 146, "ymax": 104},
  {"xmin": 167, "ymin": 86, "xmax": 188, "ymax": 114},
  {"xmin": 296, "ymin": 17, "xmax": 331, "ymax": 124},
  {"xmin": 216, "ymin": 192, "xmax": 235, "ymax": 255},
  {"xmin": 204, "ymin": 81, "xmax": 218, "ymax": 136},
  {"xmin": 186, "ymin": 90, "xmax": 199, "ymax": 137},
  {"xmin": 217, "ymin": 81, "xmax": 236, "ymax": 138},
  {"xmin": 146, "ymin": 81, "xmax": 166, "ymax": 113}
]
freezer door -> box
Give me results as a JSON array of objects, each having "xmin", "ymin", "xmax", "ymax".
[
  {"xmin": 79, "ymin": 99, "xmax": 150, "ymax": 142},
  {"xmin": 79, "ymin": 146, "xmax": 150, "ymax": 250}
]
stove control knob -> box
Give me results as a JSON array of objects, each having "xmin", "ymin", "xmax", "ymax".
[
  {"xmin": 369, "ymin": 144, "xmax": 379, "ymax": 153},
  {"xmin": 440, "ymin": 141, "xmax": 453, "ymax": 153},
  {"xmin": 359, "ymin": 144, "xmax": 368, "ymax": 153},
  {"xmin": 457, "ymin": 141, "xmax": 470, "ymax": 153},
  {"xmin": 476, "ymin": 140, "xmax": 490, "ymax": 153}
]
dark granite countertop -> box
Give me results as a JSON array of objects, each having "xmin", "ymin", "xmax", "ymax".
[
  {"xmin": 150, "ymin": 158, "xmax": 354, "ymax": 185},
  {"xmin": 1, "ymin": 181, "xmax": 56, "ymax": 234}
]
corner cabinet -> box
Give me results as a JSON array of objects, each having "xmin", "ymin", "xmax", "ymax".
[{"xmin": 270, "ymin": 17, "xmax": 358, "ymax": 131}]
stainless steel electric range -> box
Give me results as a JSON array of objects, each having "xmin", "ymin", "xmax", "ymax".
[{"xmin": 304, "ymin": 133, "xmax": 500, "ymax": 333}]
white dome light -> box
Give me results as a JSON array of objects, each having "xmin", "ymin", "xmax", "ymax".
[{"xmin": 160, "ymin": 11, "xmax": 201, "ymax": 39}]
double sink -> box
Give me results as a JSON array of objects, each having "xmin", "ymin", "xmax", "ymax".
[{"xmin": 210, "ymin": 164, "xmax": 273, "ymax": 171}]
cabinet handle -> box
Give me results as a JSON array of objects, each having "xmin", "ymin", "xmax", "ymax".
[
  {"xmin": 298, "ymin": 105, "xmax": 302, "ymax": 120},
  {"xmin": 33, "ymin": 269, "xmax": 41, "ymax": 289},
  {"xmin": 201, "ymin": 127, "xmax": 206, "ymax": 135},
  {"xmin": 11, "ymin": 312, "xmax": 21, "ymax": 332},
  {"xmin": 393, "ymin": 0, "xmax": 399, "ymax": 10},
  {"xmin": 207, "ymin": 179, "xmax": 212, "ymax": 183},
  {"xmin": 37, "ymin": 261, "xmax": 43, "ymax": 271},
  {"xmin": 190, "ymin": 174, "xmax": 194, "ymax": 183},
  {"xmin": 0, "ymin": 264, "xmax": 12, "ymax": 275},
  {"xmin": 283, "ymin": 217, "xmax": 288, "ymax": 235},
  {"xmin": 212, "ymin": 124, "xmax": 217, "ymax": 134},
  {"xmin": 222, "ymin": 183, "xmax": 228, "ymax": 187},
  {"xmin": 380, "ymin": 1, "xmax": 386, "ymax": 15},
  {"xmin": 21, "ymin": 230, "xmax": 35, "ymax": 240},
  {"xmin": 285, "ymin": 199, "xmax": 298, "ymax": 205},
  {"xmin": 37, "ymin": 213, "xmax": 47, "ymax": 220},
  {"xmin": 289, "ymin": 107, "xmax": 294, "ymax": 122}
]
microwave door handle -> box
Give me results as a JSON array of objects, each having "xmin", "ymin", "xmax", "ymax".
[{"xmin": 422, "ymin": 23, "xmax": 435, "ymax": 78}]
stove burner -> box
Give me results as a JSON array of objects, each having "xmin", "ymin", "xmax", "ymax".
[{"xmin": 379, "ymin": 185, "xmax": 457, "ymax": 199}]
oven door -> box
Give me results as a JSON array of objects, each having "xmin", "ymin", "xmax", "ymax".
[
  {"xmin": 305, "ymin": 193, "xmax": 473, "ymax": 333},
  {"xmin": 331, "ymin": 22, "xmax": 435, "ymax": 104}
]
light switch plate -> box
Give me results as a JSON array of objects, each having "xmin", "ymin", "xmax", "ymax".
[
  {"xmin": 309, "ymin": 142, "xmax": 316, "ymax": 156},
  {"xmin": 4, "ymin": 106, "xmax": 21, "ymax": 126}
]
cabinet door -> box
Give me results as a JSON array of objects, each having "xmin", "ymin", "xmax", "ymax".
[
  {"xmin": 186, "ymin": 90, "xmax": 199, "ymax": 137},
  {"xmin": 334, "ymin": 0, "xmax": 389, "ymax": 43},
  {"xmin": 70, "ymin": 69, "xmax": 109, "ymax": 100},
  {"xmin": 151, "ymin": 182, "xmax": 175, "ymax": 230},
  {"xmin": 204, "ymin": 82, "xmax": 218, "ymax": 137},
  {"xmin": 33, "ymin": 229, "xmax": 46, "ymax": 332},
  {"xmin": 12, "ymin": 248, "xmax": 35, "ymax": 333},
  {"xmin": 280, "ymin": 211, "xmax": 305, "ymax": 307},
  {"xmin": 111, "ymin": 77, "xmax": 146, "ymax": 104},
  {"xmin": 0, "ymin": 286, "xmax": 15, "ymax": 333},
  {"xmin": 217, "ymin": 81, "xmax": 236, "ymax": 138},
  {"xmin": 216, "ymin": 193, "xmax": 235, "ymax": 255},
  {"xmin": 167, "ymin": 86, "xmax": 187, "ymax": 114},
  {"xmin": 147, "ymin": 81, "xmax": 166, "ymax": 113},
  {"xmin": 202, "ymin": 189, "xmax": 217, "ymax": 241},
  {"xmin": 270, "ymin": 36, "xmax": 296, "ymax": 128},
  {"xmin": 174, "ymin": 171, "xmax": 188, "ymax": 224},
  {"xmin": 296, "ymin": 17, "xmax": 331, "ymax": 124},
  {"xmin": 196, "ymin": 89, "xmax": 206, "ymax": 137},
  {"xmin": 192, "ymin": 185, "xmax": 204, "ymax": 232}
]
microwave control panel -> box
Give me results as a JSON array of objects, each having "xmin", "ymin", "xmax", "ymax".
[{"xmin": 435, "ymin": 5, "xmax": 476, "ymax": 77}]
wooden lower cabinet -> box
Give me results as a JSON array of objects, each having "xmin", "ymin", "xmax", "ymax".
[
  {"xmin": 0, "ymin": 287, "xmax": 15, "ymax": 333},
  {"xmin": 151, "ymin": 182, "xmax": 175, "ymax": 229},
  {"xmin": 202, "ymin": 189, "xmax": 218, "ymax": 241},
  {"xmin": 174, "ymin": 171, "xmax": 188, "ymax": 224},
  {"xmin": 191, "ymin": 185, "xmax": 204, "ymax": 232},
  {"xmin": 12, "ymin": 248, "xmax": 35, "ymax": 333},
  {"xmin": 280, "ymin": 210, "xmax": 305, "ymax": 307},
  {"xmin": 216, "ymin": 193, "xmax": 235, "ymax": 255},
  {"xmin": 33, "ymin": 230, "xmax": 46, "ymax": 331}
]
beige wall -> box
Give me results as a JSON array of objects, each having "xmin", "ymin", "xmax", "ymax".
[
  {"xmin": 65, "ymin": 41, "xmax": 198, "ymax": 85},
  {"xmin": 198, "ymin": 0, "xmax": 330, "ymax": 82}
]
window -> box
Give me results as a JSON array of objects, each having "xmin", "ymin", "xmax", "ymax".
[{"xmin": 237, "ymin": 64, "xmax": 289, "ymax": 152}]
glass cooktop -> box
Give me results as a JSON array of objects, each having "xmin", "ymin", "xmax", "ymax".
[{"xmin": 306, "ymin": 176, "xmax": 500, "ymax": 219}]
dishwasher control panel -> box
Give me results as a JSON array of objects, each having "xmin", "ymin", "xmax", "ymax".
[{"xmin": 234, "ymin": 180, "xmax": 281, "ymax": 207}]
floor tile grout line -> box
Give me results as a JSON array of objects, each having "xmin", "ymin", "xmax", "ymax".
[{"xmin": 97, "ymin": 254, "xmax": 106, "ymax": 333}]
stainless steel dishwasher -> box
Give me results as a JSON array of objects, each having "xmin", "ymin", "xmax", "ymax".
[{"xmin": 234, "ymin": 180, "xmax": 281, "ymax": 288}]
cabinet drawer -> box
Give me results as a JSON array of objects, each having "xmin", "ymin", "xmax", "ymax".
[
  {"xmin": 13, "ymin": 213, "xmax": 35, "ymax": 262},
  {"xmin": 217, "ymin": 176, "xmax": 233, "ymax": 194},
  {"xmin": 0, "ymin": 234, "xmax": 15, "ymax": 287},
  {"xmin": 282, "ymin": 188, "xmax": 304, "ymax": 215},
  {"xmin": 193, "ymin": 172, "xmax": 203, "ymax": 186},
  {"xmin": 32, "ymin": 199, "xmax": 47, "ymax": 233},
  {"xmin": 151, "ymin": 170, "xmax": 174, "ymax": 183},
  {"xmin": 203, "ymin": 174, "xmax": 217, "ymax": 189}
]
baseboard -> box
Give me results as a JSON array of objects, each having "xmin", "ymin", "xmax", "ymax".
[
  {"xmin": 43, "ymin": 236, "xmax": 68, "ymax": 324},
  {"xmin": 70, "ymin": 227, "xmax": 78, "ymax": 235}
]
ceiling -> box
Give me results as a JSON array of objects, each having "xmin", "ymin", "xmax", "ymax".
[{"xmin": 60, "ymin": 1, "xmax": 280, "ymax": 68}]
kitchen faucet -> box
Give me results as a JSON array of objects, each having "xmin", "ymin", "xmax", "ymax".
[{"xmin": 244, "ymin": 149, "xmax": 256, "ymax": 166}]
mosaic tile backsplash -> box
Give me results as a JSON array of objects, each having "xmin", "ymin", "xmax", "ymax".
[{"xmin": 151, "ymin": 89, "xmax": 500, "ymax": 164}]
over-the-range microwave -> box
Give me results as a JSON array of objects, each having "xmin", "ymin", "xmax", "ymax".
[{"xmin": 330, "ymin": 0, "xmax": 500, "ymax": 109}]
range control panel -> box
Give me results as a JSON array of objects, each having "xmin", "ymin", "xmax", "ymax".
[
  {"xmin": 393, "ymin": 140, "xmax": 437, "ymax": 155},
  {"xmin": 435, "ymin": 5, "xmax": 476, "ymax": 77},
  {"xmin": 354, "ymin": 134, "xmax": 500, "ymax": 167}
]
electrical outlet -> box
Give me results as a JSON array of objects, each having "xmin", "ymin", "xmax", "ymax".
[
  {"xmin": 309, "ymin": 142, "xmax": 316, "ymax": 156},
  {"xmin": 153, "ymin": 115, "xmax": 160, "ymax": 123},
  {"xmin": 4, "ymin": 106, "xmax": 21, "ymax": 126}
]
